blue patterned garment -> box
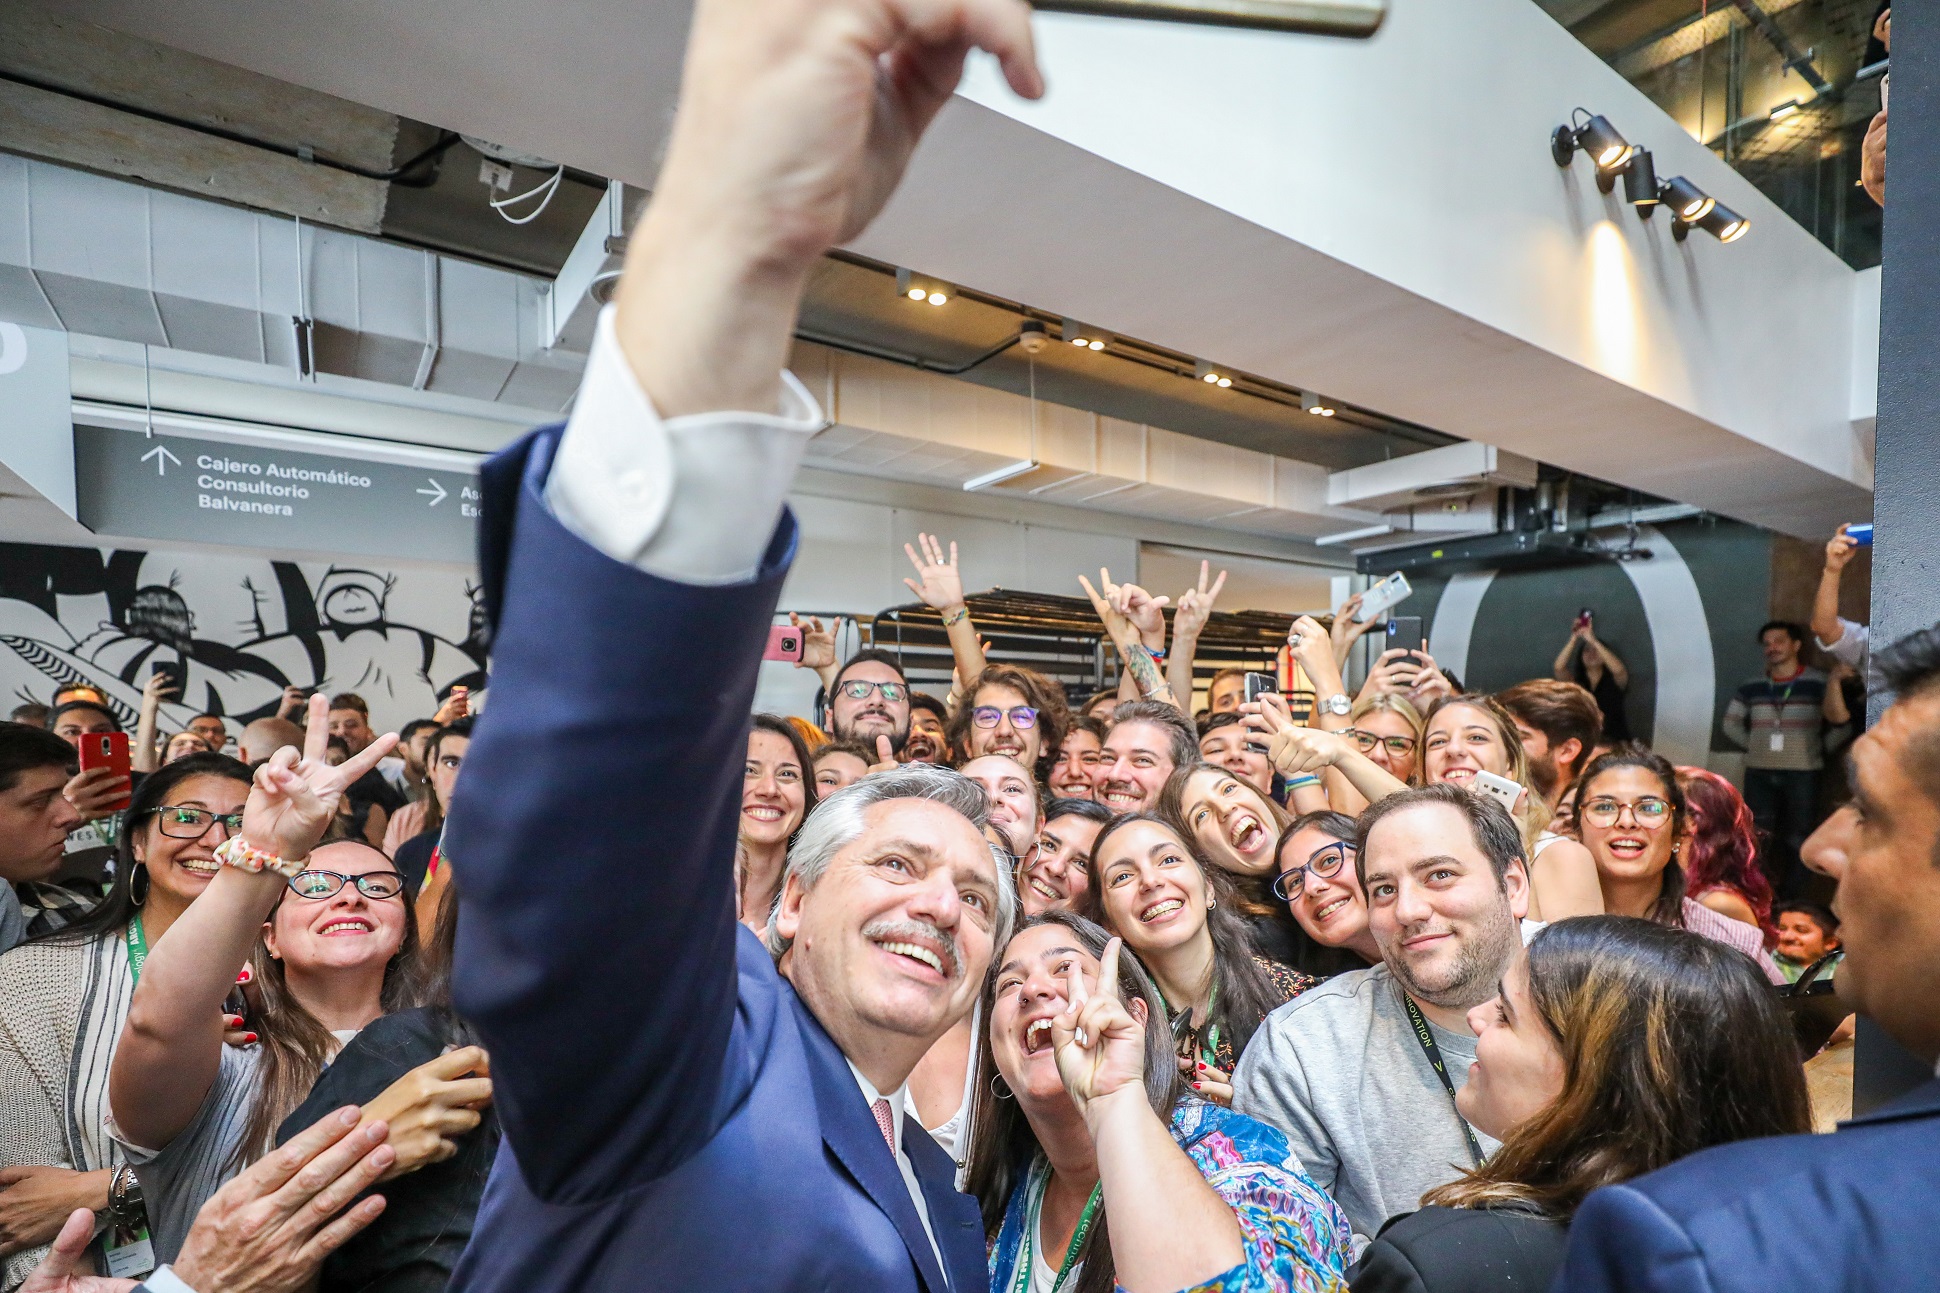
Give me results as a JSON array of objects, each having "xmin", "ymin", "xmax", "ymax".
[{"xmin": 987, "ymin": 1097, "xmax": 1353, "ymax": 1293}]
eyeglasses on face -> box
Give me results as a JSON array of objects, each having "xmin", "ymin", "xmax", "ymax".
[
  {"xmin": 1580, "ymin": 796, "xmax": 1672, "ymax": 829},
  {"xmin": 286, "ymin": 869, "xmax": 406, "ymax": 901},
  {"xmin": 150, "ymin": 806, "xmax": 244, "ymax": 839},
  {"xmin": 1348, "ymin": 728, "xmax": 1418, "ymax": 757},
  {"xmin": 837, "ymin": 680, "xmax": 907, "ymax": 703},
  {"xmin": 1271, "ymin": 841, "xmax": 1355, "ymax": 902},
  {"xmin": 972, "ymin": 705, "xmax": 1039, "ymax": 730}
]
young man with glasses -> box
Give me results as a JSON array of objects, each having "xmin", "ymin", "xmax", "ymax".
[
  {"xmin": 943, "ymin": 663, "xmax": 1067, "ymax": 780},
  {"xmin": 1236, "ymin": 785, "xmax": 1534, "ymax": 1241},
  {"xmin": 824, "ymin": 651, "xmax": 912, "ymax": 755}
]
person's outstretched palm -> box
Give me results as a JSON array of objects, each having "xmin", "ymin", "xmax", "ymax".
[
  {"xmin": 902, "ymin": 533, "xmax": 966, "ymax": 611},
  {"xmin": 242, "ymin": 694, "xmax": 399, "ymax": 862}
]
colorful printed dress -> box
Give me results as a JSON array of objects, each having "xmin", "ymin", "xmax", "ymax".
[{"xmin": 986, "ymin": 1097, "xmax": 1352, "ymax": 1293}]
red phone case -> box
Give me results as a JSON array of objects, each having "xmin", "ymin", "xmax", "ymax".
[{"xmin": 77, "ymin": 731, "xmax": 133, "ymax": 811}]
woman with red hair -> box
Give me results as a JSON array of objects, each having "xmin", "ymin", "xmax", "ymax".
[{"xmin": 1676, "ymin": 766, "xmax": 1777, "ymax": 945}]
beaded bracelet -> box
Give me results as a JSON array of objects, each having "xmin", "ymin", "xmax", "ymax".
[
  {"xmin": 941, "ymin": 606, "xmax": 968, "ymax": 628},
  {"xmin": 213, "ymin": 835, "xmax": 306, "ymax": 878}
]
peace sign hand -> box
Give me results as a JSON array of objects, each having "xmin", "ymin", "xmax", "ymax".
[
  {"xmin": 1079, "ymin": 570, "xmax": 1142, "ymax": 657},
  {"xmin": 1171, "ymin": 561, "xmax": 1227, "ymax": 641},
  {"xmin": 241, "ymin": 694, "xmax": 400, "ymax": 865},
  {"xmin": 1050, "ymin": 937, "xmax": 1147, "ymax": 1114}
]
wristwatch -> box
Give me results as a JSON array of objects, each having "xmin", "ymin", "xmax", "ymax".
[{"xmin": 1316, "ymin": 693, "xmax": 1352, "ymax": 717}]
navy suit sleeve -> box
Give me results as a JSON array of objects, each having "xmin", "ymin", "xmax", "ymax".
[
  {"xmin": 1551, "ymin": 1184, "xmax": 1716, "ymax": 1293},
  {"xmin": 445, "ymin": 425, "xmax": 796, "ymax": 1203}
]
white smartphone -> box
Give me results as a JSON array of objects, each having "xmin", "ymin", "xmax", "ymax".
[
  {"xmin": 1471, "ymin": 771, "xmax": 1523, "ymax": 814},
  {"xmin": 1356, "ymin": 572, "xmax": 1413, "ymax": 623}
]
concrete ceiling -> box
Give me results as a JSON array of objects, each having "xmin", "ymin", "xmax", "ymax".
[{"xmin": 29, "ymin": 0, "xmax": 1873, "ymax": 540}]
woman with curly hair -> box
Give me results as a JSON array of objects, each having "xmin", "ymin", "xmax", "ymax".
[{"xmin": 1674, "ymin": 766, "xmax": 1777, "ymax": 944}]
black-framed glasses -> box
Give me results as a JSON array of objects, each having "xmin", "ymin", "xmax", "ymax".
[
  {"xmin": 1347, "ymin": 729, "xmax": 1418, "ymax": 757},
  {"xmin": 1580, "ymin": 796, "xmax": 1672, "ymax": 829},
  {"xmin": 1271, "ymin": 841, "xmax": 1355, "ymax": 902},
  {"xmin": 837, "ymin": 680, "xmax": 907, "ymax": 703},
  {"xmin": 286, "ymin": 870, "xmax": 406, "ymax": 901},
  {"xmin": 149, "ymin": 806, "xmax": 244, "ymax": 839},
  {"xmin": 972, "ymin": 705, "xmax": 1038, "ymax": 730}
]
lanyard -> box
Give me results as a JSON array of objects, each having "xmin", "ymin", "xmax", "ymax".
[
  {"xmin": 1012, "ymin": 1161, "xmax": 1102, "ymax": 1293},
  {"xmin": 125, "ymin": 915, "xmax": 148, "ymax": 987},
  {"xmin": 1401, "ymin": 994, "xmax": 1485, "ymax": 1168},
  {"xmin": 1154, "ymin": 981, "xmax": 1222, "ymax": 1069}
]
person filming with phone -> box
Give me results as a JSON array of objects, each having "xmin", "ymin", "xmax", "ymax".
[{"xmin": 1551, "ymin": 610, "xmax": 1631, "ymax": 744}]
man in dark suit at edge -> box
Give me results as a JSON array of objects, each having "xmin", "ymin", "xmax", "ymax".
[
  {"xmin": 436, "ymin": 0, "xmax": 1047, "ymax": 1290},
  {"xmin": 1556, "ymin": 626, "xmax": 1940, "ymax": 1292}
]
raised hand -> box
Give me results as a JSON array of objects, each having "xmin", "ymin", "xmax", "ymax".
[
  {"xmin": 1051, "ymin": 938, "xmax": 1147, "ymax": 1114},
  {"xmin": 790, "ymin": 612, "xmax": 837, "ymax": 670},
  {"xmin": 1267, "ymin": 726, "xmax": 1356, "ymax": 776},
  {"xmin": 867, "ymin": 735, "xmax": 899, "ymax": 774},
  {"xmin": 902, "ymin": 533, "xmax": 966, "ymax": 612},
  {"xmin": 1079, "ymin": 570, "xmax": 1142, "ymax": 656},
  {"xmin": 1824, "ymin": 525, "xmax": 1861, "ymax": 574},
  {"xmin": 1406, "ymin": 651, "xmax": 1454, "ymax": 706},
  {"xmin": 1287, "ymin": 614, "xmax": 1343, "ymax": 690},
  {"xmin": 1111, "ymin": 583, "xmax": 1171, "ymax": 649},
  {"xmin": 242, "ymin": 694, "xmax": 399, "ymax": 864},
  {"xmin": 1240, "ymin": 690, "xmax": 1295, "ymax": 743},
  {"xmin": 1359, "ymin": 647, "xmax": 1423, "ymax": 701},
  {"xmin": 1329, "ymin": 594, "xmax": 1378, "ymax": 654},
  {"xmin": 1170, "ymin": 561, "xmax": 1226, "ymax": 642}
]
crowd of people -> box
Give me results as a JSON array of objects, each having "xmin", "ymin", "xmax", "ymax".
[{"xmin": 0, "ymin": 0, "xmax": 1924, "ymax": 1291}]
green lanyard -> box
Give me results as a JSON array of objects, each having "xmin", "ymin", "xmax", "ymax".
[
  {"xmin": 125, "ymin": 915, "xmax": 148, "ymax": 987},
  {"xmin": 1013, "ymin": 1160, "xmax": 1102, "ymax": 1293},
  {"xmin": 1154, "ymin": 980, "xmax": 1222, "ymax": 1070},
  {"xmin": 1402, "ymin": 994, "xmax": 1485, "ymax": 1167}
]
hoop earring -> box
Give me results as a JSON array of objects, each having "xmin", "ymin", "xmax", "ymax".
[
  {"xmin": 991, "ymin": 1073, "xmax": 1013, "ymax": 1101},
  {"xmin": 129, "ymin": 862, "xmax": 150, "ymax": 908}
]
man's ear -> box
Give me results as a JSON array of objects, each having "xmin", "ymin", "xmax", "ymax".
[
  {"xmin": 1556, "ymin": 737, "xmax": 1584, "ymax": 777},
  {"xmin": 774, "ymin": 869, "xmax": 805, "ymax": 944},
  {"xmin": 1504, "ymin": 857, "xmax": 1531, "ymax": 921}
]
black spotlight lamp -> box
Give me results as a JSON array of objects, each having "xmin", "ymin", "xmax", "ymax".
[
  {"xmin": 1552, "ymin": 111, "xmax": 1635, "ymax": 172},
  {"xmin": 1676, "ymin": 201, "xmax": 1751, "ymax": 244},
  {"xmin": 1623, "ymin": 148, "xmax": 1660, "ymax": 212},
  {"xmin": 1658, "ymin": 176, "xmax": 1715, "ymax": 224}
]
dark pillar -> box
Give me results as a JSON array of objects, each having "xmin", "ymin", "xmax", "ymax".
[{"xmin": 1855, "ymin": 0, "xmax": 1938, "ymax": 1115}]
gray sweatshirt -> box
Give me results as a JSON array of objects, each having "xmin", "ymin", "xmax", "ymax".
[{"xmin": 1231, "ymin": 963, "xmax": 1498, "ymax": 1242}]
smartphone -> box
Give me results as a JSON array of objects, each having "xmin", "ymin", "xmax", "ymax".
[
  {"xmin": 1356, "ymin": 571, "xmax": 1413, "ymax": 623},
  {"xmin": 1029, "ymin": 0, "xmax": 1385, "ymax": 36},
  {"xmin": 151, "ymin": 659, "xmax": 186, "ymax": 699},
  {"xmin": 1472, "ymin": 770, "xmax": 1523, "ymax": 814},
  {"xmin": 764, "ymin": 625, "xmax": 805, "ymax": 663},
  {"xmin": 76, "ymin": 731, "xmax": 133, "ymax": 811},
  {"xmin": 1244, "ymin": 672, "xmax": 1278, "ymax": 704},
  {"xmin": 1386, "ymin": 615, "xmax": 1424, "ymax": 658},
  {"xmin": 1573, "ymin": 608, "xmax": 1594, "ymax": 633},
  {"xmin": 1847, "ymin": 523, "xmax": 1874, "ymax": 547}
]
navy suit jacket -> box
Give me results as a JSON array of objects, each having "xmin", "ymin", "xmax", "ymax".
[
  {"xmin": 442, "ymin": 426, "xmax": 986, "ymax": 1293},
  {"xmin": 1554, "ymin": 1074, "xmax": 1940, "ymax": 1292}
]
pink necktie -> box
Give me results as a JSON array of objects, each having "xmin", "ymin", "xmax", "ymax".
[{"xmin": 871, "ymin": 1098, "xmax": 896, "ymax": 1153}]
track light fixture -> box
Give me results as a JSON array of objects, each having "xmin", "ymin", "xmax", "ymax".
[
  {"xmin": 1552, "ymin": 110, "xmax": 1635, "ymax": 173},
  {"xmin": 1063, "ymin": 319, "xmax": 1108, "ymax": 351},
  {"xmin": 1302, "ymin": 392, "xmax": 1336, "ymax": 417},
  {"xmin": 1194, "ymin": 360, "xmax": 1234, "ymax": 388},
  {"xmin": 1657, "ymin": 176, "xmax": 1715, "ymax": 224},
  {"xmin": 895, "ymin": 268, "xmax": 953, "ymax": 305},
  {"xmin": 1622, "ymin": 149, "xmax": 1659, "ymax": 210},
  {"xmin": 1674, "ymin": 201, "xmax": 1750, "ymax": 244}
]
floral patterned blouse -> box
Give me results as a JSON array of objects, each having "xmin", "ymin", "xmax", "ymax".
[
  {"xmin": 1173, "ymin": 957, "xmax": 1317, "ymax": 1076},
  {"xmin": 986, "ymin": 1097, "xmax": 1353, "ymax": 1293}
]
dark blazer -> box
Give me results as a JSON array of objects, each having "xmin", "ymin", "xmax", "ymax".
[
  {"xmin": 1351, "ymin": 1205, "xmax": 1567, "ymax": 1293},
  {"xmin": 441, "ymin": 426, "xmax": 986, "ymax": 1293},
  {"xmin": 1554, "ymin": 1075, "xmax": 1940, "ymax": 1292}
]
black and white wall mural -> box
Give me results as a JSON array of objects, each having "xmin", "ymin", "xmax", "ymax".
[{"xmin": 0, "ymin": 542, "xmax": 487, "ymax": 734}]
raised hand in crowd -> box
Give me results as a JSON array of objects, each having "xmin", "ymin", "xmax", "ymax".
[
  {"xmin": 1252, "ymin": 698, "xmax": 1408, "ymax": 807},
  {"xmin": 1080, "ymin": 568, "xmax": 1177, "ymax": 708},
  {"xmin": 273, "ymin": 686, "xmax": 308, "ymax": 724},
  {"xmin": 1328, "ymin": 593, "xmax": 1379, "ymax": 658},
  {"xmin": 431, "ymin": 687, "xmax": 471, "ymax": 725},
  {"xmin": 1287, "ymin": 615, "xmax": 1349, "ymax": 723},
  {"xmin": 1166, "ymin": 561, "xmax": 1227, "ymax": 704},
  {"xmin": 132, "ymin": 670, "xmax": 178, "ymax": 775},
  {"xmin": 904, "ymin": 533, "xmax": 987, "ymax": 688},
  {"xmin": 866, "ymin": 735, "xmax": 899, "ymax": 775},
  {"xmin": 63, "ymin": 765, "xmax": 129, "ymax": 824}
]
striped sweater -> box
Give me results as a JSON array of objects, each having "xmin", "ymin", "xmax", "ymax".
[{"xmin": 1721, "ymin": 668, "xmax": 1848, "ymax": 771}]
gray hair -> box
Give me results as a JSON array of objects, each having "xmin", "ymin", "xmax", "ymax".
[{"xmin": 765, "ymin": 763, "xmax": 1016, "ymax": 956}]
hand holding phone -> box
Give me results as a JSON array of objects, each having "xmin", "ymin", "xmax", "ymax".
[
  {"xmin": 1357, "ymin": 572, "xmax": 1413, "ymax": 624},
  {"xmin": 1243, "ymin": 672, "xmax": 1278, "ymax": 705},
  {"xmin": 764, "ymin": 625, "xmax": 806, "ymax": 663},
  {"xmin": 74, "ymin": 732, "xmax": 133, "ymax": 814},
  {"xmin": 1471, "ymin": 770, "xmax": 1525, "ymax": 816}
]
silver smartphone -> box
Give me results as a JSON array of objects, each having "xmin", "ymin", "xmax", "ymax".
[
  {"xmin": 1358, "ymin": 571, "xmax": 1413, "ymax": 623},
  {"xmin": 1472, "ymin": 770, "xmax": 1523, "ymax": 815},
  {"xmin": 1030, "ymin": 0, "xmax": 1386, "ymax": 37}
]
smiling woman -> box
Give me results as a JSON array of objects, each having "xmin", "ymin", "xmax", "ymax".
[{"xmin": 1158, "ymin": 763, "xmax": 1314, "ymax": 971}]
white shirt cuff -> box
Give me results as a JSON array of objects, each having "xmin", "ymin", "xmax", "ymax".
[
  {"xmin": 143, "ymin": 1265, "xmax": 199, "ymax": 1293},
  {"xmin": 544, "ymin": 305, "xmax": 826, "ymax": 584}
]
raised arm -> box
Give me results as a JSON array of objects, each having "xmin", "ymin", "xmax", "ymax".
[
  {"xmin": 1584, "ymin": 632, "xmax": 1629, "ymax": 689},
  {"xmin": 903, "ymin": 534, "xmax": 988, "ymax": 687},
  {"xmin": 446, "ymin": 0, "xmax": 1043, "ymax": 1205},
  {"xmin": 1166, "ymin": 562, "xmax": 1226, "ymax": 707},
  {"xmin": 110, "ymin": 697, "xmax": 395, "ymax": 1150},
  {"xmin": 1553, "ymin": 630, "xmax": 1583, "ymax": 682},
  {"xmin": 1812, "ymin": 527, "xmax": 1859, "ymax": 651},
  {"xmin": 132, "ymin": 671, "xmax": 170, "ymax": 774},
  {"xmin": 1080, "ymin": 571, "xmax": 1178, "ymax": 711}
]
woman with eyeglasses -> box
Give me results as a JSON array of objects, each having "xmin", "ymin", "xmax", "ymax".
[
  {"xmin": 1271, "ymin": 812, "xmax": 1382, "ymax": 979},
  {"xmin": 1079, "ymin": 814, "xmax": 1313, "ymax": 1106},
  {"xmin": 738, "ymin": 714, "xmax": 817, "ymax": 933},
  {"xmin": 104, "ymin": 698, "xmax": 433, "ymax": 1263},
  {"xmin": 1569, "ymin": 751, "xmax": 1783, "ymax": 981},
  {"xmin": 944, "ymin": 663, "xmax": 1070, "ymax": 784},
  {"xmin": 966, "ymin": 910, "xmax": 1353, "ymax": 1293},
  {"xmin": 0, "ymin": 753, "xmax": 250, "ymax": 1285},
  {"xmin": 1335, "ymin": 695, "xmax": 1424, "ymax": 806},
  {"xmin": 1158, "ymin": 763, "xmax": 1317, "ymax": 973}
]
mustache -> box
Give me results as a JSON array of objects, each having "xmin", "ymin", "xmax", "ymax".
[{"xmin": 862, "ymin": 918, "xmax": 961, "ymax": 981}]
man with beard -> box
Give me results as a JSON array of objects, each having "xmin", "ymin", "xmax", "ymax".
[
  {"xmin": 903, "ymin": 693, "xmax": 948, "ymax": 765},
  {"xmin": 1496, "ymin": 679, "xmax": 1601, "ymax": 816},
  {"xmin": 1094, "ymin": 700, "xmax": 1198, "ymax": 814},
  {"xmin": 959, "ymin": 754, "xmax": 1039, "ymax": 861},
  {"xmin": 1234, "ymin": 783, "xmax": 1531, "ymax": 1240},
  {"xmin": 825, "ymin": 650, "xmax": 912, "ymax": 755}
]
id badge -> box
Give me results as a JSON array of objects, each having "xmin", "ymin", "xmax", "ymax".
[
  {"xmin": 1769, "ymin": 732, "xmax": 1786, "ymax": 752},
  {"xmin": 105, "ymin": 1222, "xmax": 155, "ymax": 1279}
]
